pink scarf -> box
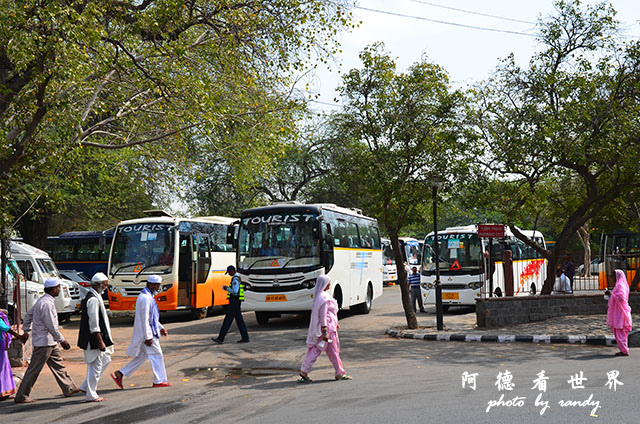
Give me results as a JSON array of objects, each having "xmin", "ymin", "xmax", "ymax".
[
  {"xmin": 606, "ymin": 270, "xmax": 632, "ymax": 331},
  {"xmin": 306, "ymin": 275, "xmax": 332, "ymax": 346}
]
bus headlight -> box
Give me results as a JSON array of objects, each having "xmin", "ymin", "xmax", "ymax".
[
  {"xmin": 469, "ymin": 281, "xmax": 483, "ymax": 289},
  {"xmin": 302, "ymin": 279, "xmax": 317, "ymax": 289},
  {"xmin": 162, "ymin": 284, "xmax": 173, "ymax": 292},
  {"xmin": 108, "ymin": 285, "xmax": 123, "ymax": 296}
]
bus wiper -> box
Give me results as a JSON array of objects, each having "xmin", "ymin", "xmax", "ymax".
[
  {"xmin": 280, "ymin": 256, "xmax": 316, "ymax": 270},
  {"xmin": 111, "ymin": 263, "xmax": 137, "ymax": 278},
  {"xmin": 136, "ymin": 263, "xmax": 161, "ymax": 276},
  {"xmin": 247, "ymin": 258, "xmax": 276, "ymax": 270}
]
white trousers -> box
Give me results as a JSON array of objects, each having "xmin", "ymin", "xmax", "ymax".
[
  {"xmin": 80, "ymin": 352, "xmax": 112, "ymax": 401},
  {"xmin": 120, "ymin": 347, "xmax": 167, "ymax": 384}
]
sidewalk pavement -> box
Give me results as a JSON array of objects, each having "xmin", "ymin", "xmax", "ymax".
[{"xmin": 387, "ymin": 312, "xmax": 640, "ymax": 346}]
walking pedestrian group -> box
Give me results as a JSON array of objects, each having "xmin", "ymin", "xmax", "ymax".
[{"xmin": 4, "ymin": 264, "xmax": 357, "ymax": 404}]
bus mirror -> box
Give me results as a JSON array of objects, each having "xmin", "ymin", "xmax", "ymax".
[
  {"xmin": 226, "ymin": 225, "xmax": 236, "ymax": 245},
  {"xmin": 99, "ymin": 235, "xmax": 105, "ymax": 251},
  {"xmin": 312, "ymin": 226, "xmax": 320, "ymax": 240},
  {"xmin": 417, "ymin": 254, "xmax": 422, "ymax": 264}
]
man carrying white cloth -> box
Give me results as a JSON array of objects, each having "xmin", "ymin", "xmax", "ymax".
[
  {"xmin": 111, "ymin": 275, "xmax": 171, "ymax": 388},
  {"xmin": 77, "ymin": 272, "xmax": 113, "ymax": 402}
]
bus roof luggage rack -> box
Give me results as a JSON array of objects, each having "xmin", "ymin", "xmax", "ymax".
[{"xmin": 143, "ymin": 210, "xmax": 173, "ymax": 217}]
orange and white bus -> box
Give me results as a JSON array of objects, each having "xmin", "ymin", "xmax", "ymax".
[
  {"xmin": 107, "ymin": 212, "xmax": 236, "ymax": 319},
  {"xmin": 599, "ymin": 232, "xmax": 640, "ymax": 290}
]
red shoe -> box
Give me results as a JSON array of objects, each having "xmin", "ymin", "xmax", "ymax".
[
  {"xmin": 152, "ymin": 381, "xmax": 172, "ymax": 388},
  {"xmin": 111, "ymin": 372, "xmax": 123, "ymax": 389}
]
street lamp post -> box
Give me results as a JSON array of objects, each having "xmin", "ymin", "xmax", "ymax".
[{"xmin": 429, "ymin": 177, "xmax": 444, "ymax": 331}]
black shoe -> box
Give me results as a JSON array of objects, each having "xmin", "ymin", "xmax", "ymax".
[
  {"xmin": 237, "ymin": 339, "xmax": 250, "ymax": 343},
  {"xmin": 420, "ymin": 309, "xmax": 426, "ymax": 313},
  {"xmin": 212, "ymin": 337, "xmax": 224, "ymax": 344},
  {"xmin": 614, "ymin": 351, "xmax": 629, "ymax": 357}
]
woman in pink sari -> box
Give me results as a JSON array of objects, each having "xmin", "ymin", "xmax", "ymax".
[
  {"xmin": 606, "ymin": 270, "xmax": 633, "ymax": 357},
  {"xmin": 298, "ymin": 275, "xmax": 351, "ymax": 383},
  {"xmin": 1, "ymin": 309, "xmax": 28, "ymax": 400}
]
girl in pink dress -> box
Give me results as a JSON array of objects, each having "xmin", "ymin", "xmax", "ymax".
[
  {"xmin": 298, "ymin": 275, "xmax": 351, "ymax": 382},
  {"xmin": 606, "ymin": 270, "xmax": 633, "ymax": 356}
]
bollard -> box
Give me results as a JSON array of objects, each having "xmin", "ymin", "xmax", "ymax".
[{"xmin": 503, "ymin": 250, "xmax": 514, "ymax": 296}]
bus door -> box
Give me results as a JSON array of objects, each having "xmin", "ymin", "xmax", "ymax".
[
  {"xmin": 178, "ymin": 233, "xmax": 193, "ymax": 306},
  {"xmin": 193, "ymin": 233, "xmax": 212, "ymax": 308}
]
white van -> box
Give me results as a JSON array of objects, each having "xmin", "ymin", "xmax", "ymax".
[
  {"xmin": 4, "ymin": 258, "xmax": 44, "ymax": 323},
  {"xmin": 10, "ymin": 241, "xmax": 79, "ymax": 322}
]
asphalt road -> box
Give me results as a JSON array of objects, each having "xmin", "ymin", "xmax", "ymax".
[{"xmin": 4, "ymin": 286, "xmax": 637, "ymax": 424}]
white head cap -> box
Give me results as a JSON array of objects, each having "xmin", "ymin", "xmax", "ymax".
[
  {"xmin": 91, "ymin": 272, "xmax": 109, "ymax": 283},
  {"xmin": 44, "ymin": 277, "xmax": 60, "ymax": 288},
  {"xmin": 147, "ymin": 275, "xmax": 162, "ymax": 284}
]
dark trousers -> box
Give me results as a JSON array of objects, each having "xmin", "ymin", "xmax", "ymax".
[
  {"xmin": 217, "ymin": 297, "xmax": 249, "ymax": 341},
  {"xmin": 411, "ymin": 286, "xmax": 425, "ymax": 312}
]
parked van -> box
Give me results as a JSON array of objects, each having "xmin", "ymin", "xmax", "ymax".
[
  {"xmin": 10, "ymin": 241, "xmax": 79, "ymax": 322},
  {"xmin": 4, "ymin": 258, "xmax": 44, "ymax": 324}
]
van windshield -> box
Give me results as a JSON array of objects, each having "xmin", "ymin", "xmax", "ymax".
[{"xmin": 37, "ymin": 258, "xmax": 61, "ymax": 279}]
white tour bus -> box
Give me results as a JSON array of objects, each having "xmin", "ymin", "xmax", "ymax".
[
  {"xmin": 420, "ymin": 225, "xmax": 547, "ymax": 311},
  {"xmin": 107, "ymin": 212, "xmax": 237, "ymax": 319},
  {"xmin": 381, "ymin": 238, "xmax": 398, "ymax": 285},
  {"xmin": 237, "ymin": 202, "xmax": 383, "ymax": 325}
]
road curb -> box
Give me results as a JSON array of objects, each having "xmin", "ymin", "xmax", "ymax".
[{"xmin": 386, "ymin": 328, "xmax": 617, "ymax": 346}]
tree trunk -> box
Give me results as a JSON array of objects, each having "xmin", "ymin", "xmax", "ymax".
[
  {"xmin": 14, "ymin": 209, "xmax": 51, "ymax": 250},
  {"xmin": 388, "ymin": 228, "xmax": 418, "ymax": 329},
  {"xmin": 577, "ymin": 224, "xmax": 591, "ymax": 277}
]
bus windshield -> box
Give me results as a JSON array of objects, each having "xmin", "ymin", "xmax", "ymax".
[
  {"xmin": 110, "ymin": 223, "xmax": 174, "ymax": 275},
  {"xmin": 404, "ymin": 241, "xmax": 421, "ymax": 266},
  {"xmin": 238, "ymin": 213, "xmax": 321, "ymax": 270},
  {"xmin": 423, "ymin": 233, "xmax": 482, "ymax": 273},
  {"xmin": 382, "ymin": 242, "xmax": 395, "ymax": 265}
]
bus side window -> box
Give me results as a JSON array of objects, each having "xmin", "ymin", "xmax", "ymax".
[
  {"xmin": 336, "ymin": 220, "xmax": 348, "ymax": 247},
  {"xmin": 347, "ymin": 222, "xmax": 360, "ymax": 248}
]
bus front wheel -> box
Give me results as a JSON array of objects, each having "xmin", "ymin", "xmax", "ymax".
[{"xmin": 255, "ymin": 311, "xmax": 270, "ymax": 325}]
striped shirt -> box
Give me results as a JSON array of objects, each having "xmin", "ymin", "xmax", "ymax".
[{"xmin": 408, "ymin": 273, "xmax": 421, "ymax": 288}]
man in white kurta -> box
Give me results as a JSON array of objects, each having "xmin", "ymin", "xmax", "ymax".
[
  {"xmin": 78, "ymin": 273, "xmax": 113, "ymax": 402},
  {"xmin": 111, "ymin": 275, "xmax": 171, "ymax": 388}
]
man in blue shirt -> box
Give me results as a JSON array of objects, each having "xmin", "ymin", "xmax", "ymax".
[
  {"xmin": 408, "ymin": 266, "xmax": 425, "ymax": 313},
  {"xmin": 212, "ymin": 266, "xmax": 249, "ymax": 344}
]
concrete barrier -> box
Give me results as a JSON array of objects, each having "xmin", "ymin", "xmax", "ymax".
[{"xmin": 476, "ymin": 292, "xmax": 640, "ymax": 329}]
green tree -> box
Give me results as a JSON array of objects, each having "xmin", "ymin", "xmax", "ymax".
[
  {"xmin": 326, "ymin": 43, "xmax": 469, "ymax": 329},
  {"xmin": 474, "ymin": 0, "xmax": 640, "ymax": 293},
  {"xmin": 0, "ymin": 0, "xmax": 355, "ymax": 307},
  {"xmin": 0, "ymin": 0, "xmax": 355, "ymax": 228}
]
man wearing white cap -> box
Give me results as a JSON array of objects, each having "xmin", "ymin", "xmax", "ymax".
[
  {"xmin": 77, "ymin": 272, "xmax": 113, "ymax": 402},
  {"xmin": 15, "ymin": 278, "xmax": 79, "ymax": 403},
  {"xmin": 111, "ymin": 275, "xmax": 171, "ymax": 388}
]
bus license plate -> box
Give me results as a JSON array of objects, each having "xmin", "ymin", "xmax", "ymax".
[
  {"xmin": 265, "ymin": 294, "xmax": 287, "ymax": 302},
  {"xmin": 442, "ymin": 292, "xmax": 459, "ymax": 300}
]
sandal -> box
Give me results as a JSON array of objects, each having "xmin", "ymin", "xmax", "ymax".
[
  {"xmin": 335, "ymin": 374, "xmax": 352, "ymax": 381},
  {"xmin": 297, "ymin": 373, "xmax": 312, "ymax": 384}
]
